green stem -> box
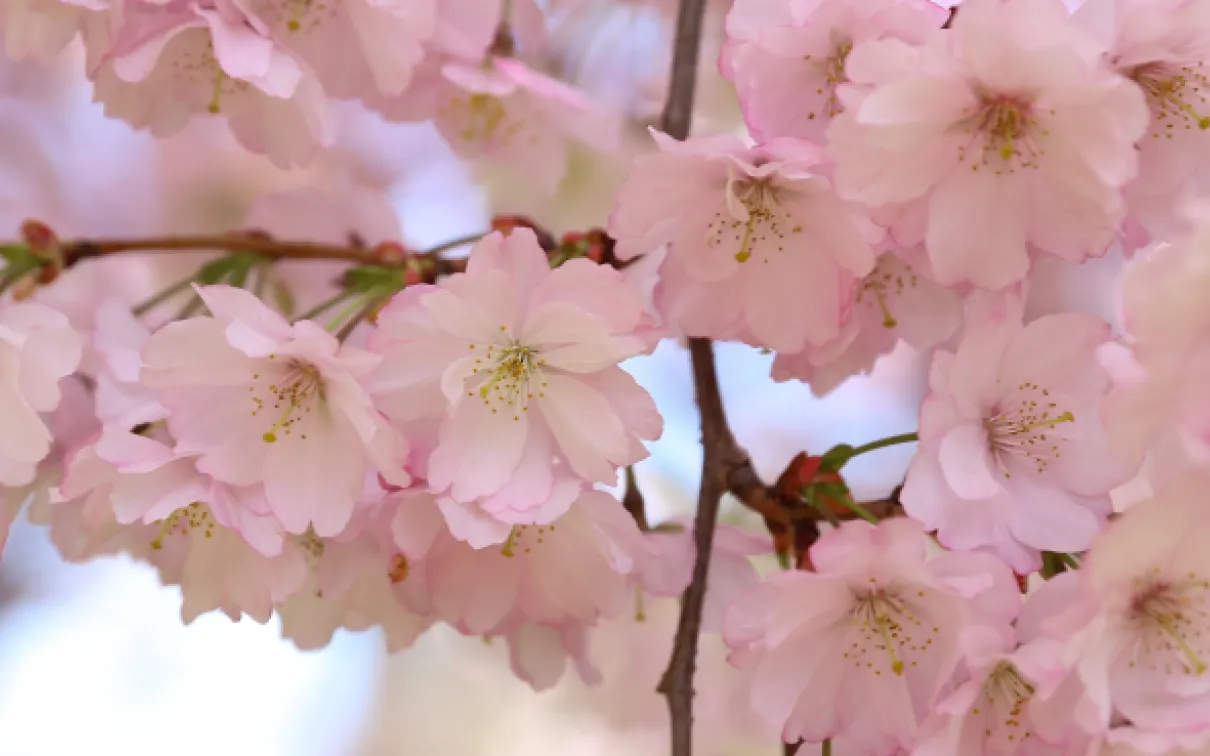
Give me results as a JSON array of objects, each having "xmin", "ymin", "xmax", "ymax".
[
  {"xmin": 838, "ymin": 496, "xmax": 879, "ymax": 525},
  {"xmin": 335, "ymin": 294, "xmax": 387, "ymax": 342},
  {"xmin": 295, "ymin": 290, "xmax": 355, "ymax": 323},
  {"xmin": 847, "ymin": 432, "xmax": 918, "ymax": 459},
  {"xmin": 132, "ymin": 273, "xmax": 197, "ymax": 316},
  {"xmin": 822, "ymin": 739, "xmax": 832, "ymax": 756},
  {"xmin": 1059, "ymin": 552, "xmax": 1081, "ymax": 570},
  {"xmin": 424, "ymin": 233, "xmax": 484, "ymax": 257}
]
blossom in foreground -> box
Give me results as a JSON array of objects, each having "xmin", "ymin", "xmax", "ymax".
[
  {"xmin": 369, "ymin": 228, "xmax": 661, "ymax": 518},
  {"xmin": 826, "ymin": 0, "xmax": 1148, "ymax": 289},
  {"xmin": 609, "ymin": 132, "xmax": 876, "ymax": 352},
  {"xmin": 723, "ymin": 518, "xmax": 1013, "ymax": 752},
  {"xmin": 912, "ymin": 632, "xmax": 1091, "ymax": 756},
  {"xmin": 901, "ymin": 292, "xmax": 1132, "ymax": 572},
  {"xmin": 141, "ymin": 285, "xmax": 409, "ymax": 537},
  {"xmin": 93, "ymin": 0, "xmax": 333, "ymax": 168},
  {"xmin": 374, "ymin": 54, "xmax": 618, "ymax": 194},
  {"xmin": 771, "ymin": 250, "xmax": 963, "ymax": 396},
  {"xmin": 1041, "ymin": 474, "xmax": 1210, "ymax": 732},
  {"xmin": 722, "ymin": 0, "xmax": 945, "ymax": 142}
]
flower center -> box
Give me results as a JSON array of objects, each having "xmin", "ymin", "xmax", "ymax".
[
  {"xmin": 1130, "ymin": 576, "xmax": 1210, "ymax": 677},
  {"xmin": 439, "ymin": 94, "xmax": 523, "ymax": 147},
  {"xmin": 983, "ymin": 381, "xmax": 1074, "ymax": 477},
  {"xmin": 846, "ymin": 585, "xmax": 939, "ymax": 677},
  {"xmin": 151, "ymin": 501, "xmax": 216, "ymax": 550},
  {"xmin": 956, "ymin": 95, "xmax": 1044, "ymax": 173},
  {"xmin": 975, "ymin": 662, "xmax": 1037, "ymax": 749},
  {"xmin": 856, "ymin": 256, "xmax": 921, "ymax": 328},
  {"xmin": 467, "ymin": 338, "xmax": 547, "ymax": 421},
  {"xmin": 709, "ymin": 177, "xmax": 802, "ymax": 264},
  {"xmin": 805, "ymin": 38, "xmax": 853, "ymax": 122},
  {"xmin": 250, "ymin": 358, "xmax": 324, "ymax": 443},
  {"xmin": 1131, "ymin": 62, "xmax": 1210, "ymax": 136},
  {"xmin": 500, "ymin": 523, "xmax": 557, "ymax": 557}
]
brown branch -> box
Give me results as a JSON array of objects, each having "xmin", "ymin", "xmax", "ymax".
[
  {"xmin": 653, "ymin": 1, "xmax": 717, "ymax": 754},
  {"xmin": 57, "ymin": 232, "xmax": 487, "ymax": 270}
]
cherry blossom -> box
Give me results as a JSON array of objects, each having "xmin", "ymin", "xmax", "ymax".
[
  {"xmin": 390, "ymin": 486, "xmax": 646, "ymax": 636},
  {"xmin": 0, "ymin": 0, "xmax": 107, "ymax": 62},
  {"xmin": 913, "ymin": 633, "xmax": 1092, "ymax": 756},
  {"xmin": 1041, "ymin": 473, "xmax": 1210, "ymax": 732},
  {"xmin": 277, "ymin": 529, "xmax": 433, "ymax": 652},
  {"xmin": 1103, "ymin": 207, "xmax": 1210, "ymax": 484},
  {"xmin": 826, "ymin": 0, "xmax": 1149, "ymax": 289},
  {"xmin": 368, "ymin": 228, "xmax": 660, "ymax": 516},
  {"xmin": 609, "ymin": 132, "xmax": 877, "ymax": 352},
  {"xmin": 1074, "ymin": 0, "xmax": 1210, "ymax": 244},
  {"xmin": 771, "ymin": 250, "xmax": 963, "ymax": 396},
  {"xmin": 722, "ymin": 0, "xmax": 946, "ymax": 142},
  {"xmin": 901, "ymin": 292, "xmax": 1133, "ymax": 572},
  {"xmin": 245, "ymin": 0, "xmax": 435, "ymax": 99},
  {"xmin": 373, "ymin": 54, "xmax": 618, "ymax": 194},
  {"xmin": 94, "ymin": 0, "xmax": 333, "ymax": 168},
  {"xmin": 0, "ymin": 301, "xmax": 82, "ymax": 488},
  {"xmin": 140, "ymin": 284, "xmax": 409, "ymax": 537},
  {"xmin": 724, "ymin": 518, "xmax": 1010, "ymax": 753}
]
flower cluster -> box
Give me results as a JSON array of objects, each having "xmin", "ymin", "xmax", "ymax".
[{"xmin": 7, "ymin": 0, "xmax": 1210, "ymax": 751}]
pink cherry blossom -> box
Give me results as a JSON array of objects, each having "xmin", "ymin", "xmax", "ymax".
[
  {"xmin": 1, "ymin": 0, "xmax": 107, "ymax": 62},
  {"xmin": 913, "ymin": 633, "xmax": 1092, "ymax": 756},
  {"xmin": 91, "ymin": 298, "xmax": 165, "ymax": 429},
  {"xmin": 496, "ymin": 622, "xmax": 601, "ymax": 691},
  {"xmin": 1074, "ymin": 0, "xmax": 1210, "ymax": 244},
  {"xmin": 373, "ymin": 55, "xmax": 619, "ymax": 194},
  {"xmin": 724, "ymin": 518, "xmax": 1006, "ymax": 753},
  {"xmin": 368, "ymin": 228, "xmax": 661, "ymax": 515},
  {"xmin": 278, "ymin": 529, "xmax": 433, "ymax": 652},
  {"xmin": 772, "ymin": 249, "xmax": 963, "ymax": 396},
  {"xmin": 390, "ymin": 486, "xmax": 646, "ymax": 636},
  {"xmin": 245, "ymin": 0, "xmax": 435, "ymax": 99},
  {"xmin": 1103, "ymin": 210, "xmax": 1210, "ymax": 484},
  {"xmin": 722, "ymin": 0, "xmax": 945, "ymax": 142},
  {"xmin": 826, "ymin": 0, "xmax": 1149, "ymax": 289},
  {"xmin": 0, "ymin": 301, "xmax": 82, "ymax": 488},
  {"xmin": 94, "ymin": 0, "xmax": 333, "ymax": 168},
  {"xmin": 140, "ymin": 284, "xmax": 409, "ymax": 537},
  {"xmin": 901, "ymin": 292, "xmax": 1134, "ymax": 573},
  {"xmin": 638, "ymin": 520, "xmax": 773, "ymax": 632},
  {"xmin": 609, "ymin": 132, "xmax": 877, "ymax": 352},
  {"xmin": 1042, "ymin": 473, "xmax": 1210, "ymax": 733}
]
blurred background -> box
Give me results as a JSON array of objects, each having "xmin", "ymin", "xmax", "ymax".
[{"xmin": 0, "ymin": 1, "xmax": 1120, "ymax": 753}]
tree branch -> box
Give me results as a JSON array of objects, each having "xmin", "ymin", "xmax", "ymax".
[
  {"xmin": 652, "ymin": 2, "xmax": 718, "ymax": 753},
  {"xmin": 57, "ymin": 232, "xmax": 486, "ymax": 270}
]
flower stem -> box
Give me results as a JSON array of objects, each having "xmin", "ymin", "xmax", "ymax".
[
  {"xmin": 847, "ymin": 432, "xmax": 919, "ymax": 459},
  {"xmin": 823, "ymin": 739, "xmax": 832, "ymax": 756},
  {"xmin": 132, "ymin": 272, "xmax": 197, "ymax": 316},
  {"xmin": 839, "ymin": 496, "xmax": 880, "ymax": 524},
  {"xmin": 295, "ymin": 290, "xmax": 355, "ymax": 323}
]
